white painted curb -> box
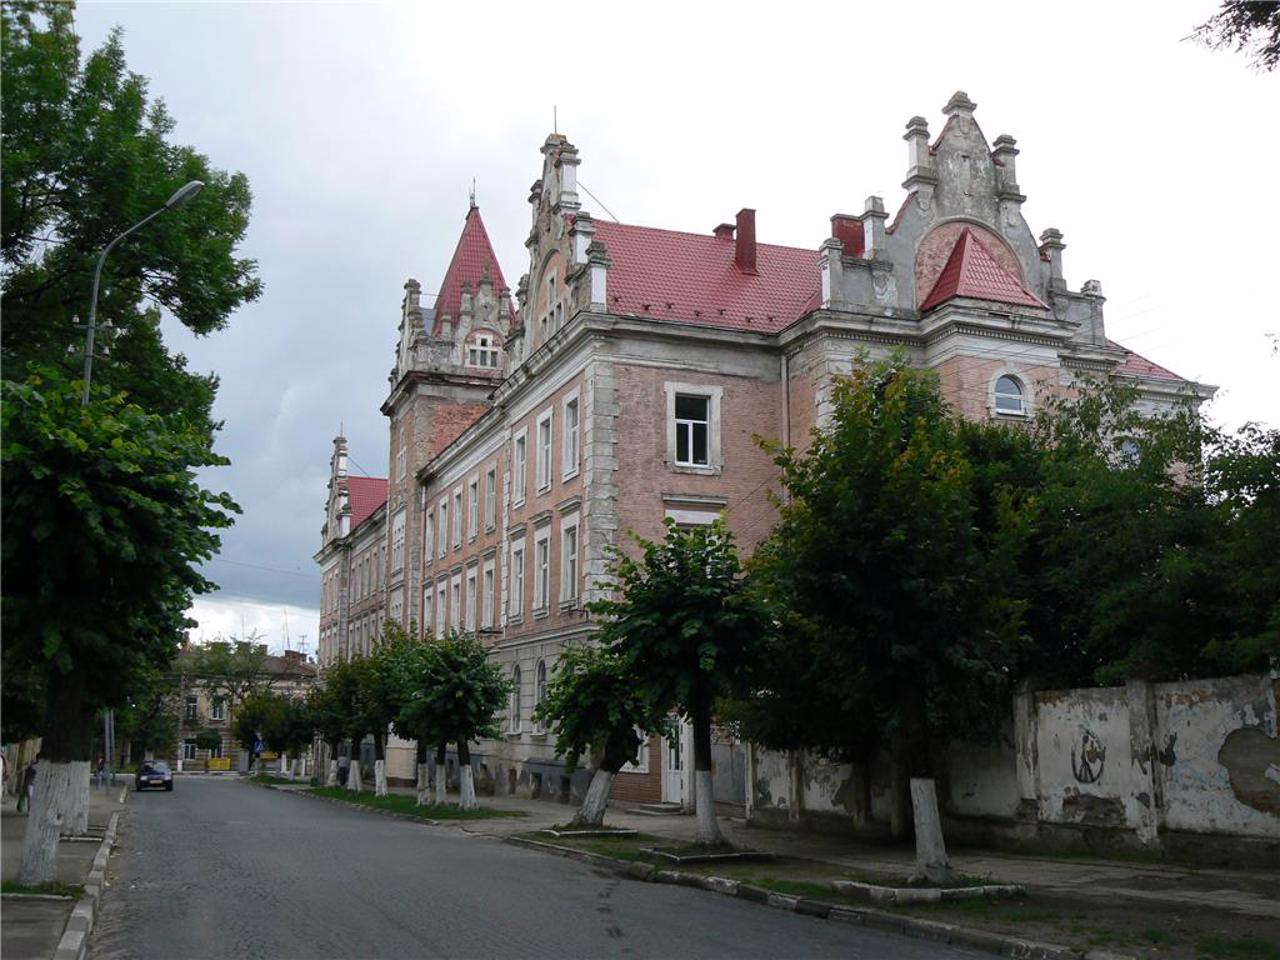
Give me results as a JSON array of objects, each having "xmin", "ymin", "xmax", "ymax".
[{"xmin": 52, "ymin": 809, "xmax": 121, "ymax": 960}]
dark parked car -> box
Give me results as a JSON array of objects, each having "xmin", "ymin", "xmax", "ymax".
[{"xmin": 136, "ymin": 760, "xmax": 174, "ymax": 792}]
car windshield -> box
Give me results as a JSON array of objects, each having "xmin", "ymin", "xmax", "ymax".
[{"xmin": 143, "ymin": 762, "xmax": 169, "ymax": 773}]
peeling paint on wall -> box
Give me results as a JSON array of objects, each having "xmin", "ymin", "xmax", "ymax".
[{"xmin": 1217, "ymin": 727, "xmax": 1280, "ymax": 816}]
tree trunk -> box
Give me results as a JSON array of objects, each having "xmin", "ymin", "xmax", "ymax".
[
  {"xmin": 416, "ymin": 763, "xmax": 430, "ymax": 806},
  {"xmin": 889, "ymin": 727, "xmax": 911, "ymax": 840},
  {"xmin": 348, "ymin": 759, "xmax": 363, "ymax": 793},
  {"xmin": 690, "ymin": 702, "xmax": 723, "ymax": 846},
  {"xmin": 457, "ymin": 742, "xmax": 477, "ymax": 810},
  {"xmin": 434, "ymin": 744, "xmax": 448, "ymax": 805},
  {"xmin": 908, "ymin": 777, "xmax": 955, "ymax": 885},
  {"xmin": 571, "ymin": 768, "xmax": 614, "ymax": 828},
  {"xmin": 18, "ymin": 762, "xmax": 76, "ymax": 885},
  {"xmin": 374, "ymin": 758, "xmax": 388, "ymax": 797},
  {"xmin": 846, "ymin": 754, "xmax": 873, "ymax": 831},
  {"xmin": 327, "ymin": 758, "xmax": 339, "ymax": 788},
  {"xmin": 68, "ymin": 761, "xmax": 91, "ymax": 836}
]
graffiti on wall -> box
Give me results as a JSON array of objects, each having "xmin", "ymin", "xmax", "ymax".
[{"xmin": 1071, "ymin": 728, "xmax": 1106, "ymax": 784}]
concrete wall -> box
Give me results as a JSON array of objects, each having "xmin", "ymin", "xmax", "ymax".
[{"xmin": 748, "ymin": 673, "xmax": 1279, "ymax": 855}]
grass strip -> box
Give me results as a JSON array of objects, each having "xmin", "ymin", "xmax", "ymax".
[
  {"xmin": 306, "ymin": 786, "xmax": 525, "ymax": 819},
  {"xmin": 1, "ymin": 880, "xmax": 85, "ymax": 898}
]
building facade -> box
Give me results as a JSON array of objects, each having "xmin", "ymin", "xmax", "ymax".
[{"xmin": 317, "ymin": 91, "xmax": 1212, "ymax": 801}]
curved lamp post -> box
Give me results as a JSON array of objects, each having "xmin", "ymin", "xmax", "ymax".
[{"xmin": 81, "ymin": 179, "xmax": 204, "ymax": 404}]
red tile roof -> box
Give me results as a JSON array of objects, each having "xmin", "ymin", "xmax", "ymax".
[
  {"xmin": 347, "ymin": 476, "xmax": 387, "ymax": 531},
  {"xmin": 431, "ymin": 206, "xmax": 514, "ymax": 335},
  {"xmin": 592, "ymin": 221, "xmax": 819, "ymax": 334},
  {"xmin": 1109, "ymin": 340, "xmax": 1185, "ymax": 382},
  {"xmin": 919, "ymin": 228, "xmax": 1047, "ymax": 312}
]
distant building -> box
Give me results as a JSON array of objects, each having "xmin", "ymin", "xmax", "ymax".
[
  {"xmin": 317, "ymin": 91, "xmax": 1212, "ymax": 801},
  {"xmin": 171, "ymin": 645, "xmax": 317, "ymax": 772}
]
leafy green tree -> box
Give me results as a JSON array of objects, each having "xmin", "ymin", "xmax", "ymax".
[
  {"xmin": 533, "ymin": 643, "xmax": 669, "ymax": 827},
  {"xmin": 234, "ymin": 691, "xmax": 274, "ymax": 772},
  {"xmin": 194, "ymin": 729, "xmax": 223, "ymax": 752},
  {"xmin": 307, "ymin": 670, "xmax": 351, "ymax": 787},
  {"xmin": 1191, "ymin": 1, "xmax": 1280, "ymax": 71},
  {"xmin": 388, "ymin": 628, "xmax": 451, "ymax": 806},
  {"xmin": 2, "ymin": 1, "xmax": 261, "ymax": 429},
  {"xmin": 356, "ymin": 623, "xmax": 415, "ymax": 796},
  {"xmin": 183, "ymin": 638, "xmax": 272, "ymax": 719},
  {"xmin": 751, "ymin": 358, "xmax": 1025, "ymax": 879},
  {"xmin": 590, "ymin": 520, "xmax": 770, "ymax": 845},
  {"xmin": 260, "ymin": 696, "xmax": 313, "ymax": 772},
  {"xmin": 5, "ymin": 370, "xmax": 236, "ymax": 883}
]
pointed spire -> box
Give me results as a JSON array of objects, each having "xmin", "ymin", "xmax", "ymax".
[
  {"xmin": 920, "ymin": 229, "xmax": 1046, "ymax": 311},
  {"xmin": 430, "ymin": 204, "xmax": 514, "ymax": 336}
]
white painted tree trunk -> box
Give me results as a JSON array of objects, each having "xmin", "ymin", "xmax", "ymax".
[
  {"xmin": 18, "ymin": 762, "xmax": 73, "ymax": 885},
  {"xmin": 571, "ymin": 769, "xmax": 614, "ymax": 827},
  {"xmin": 374, "ymin": 759, "xmax": 388, "ymax": 797},
  {"xmin": 416, "ymin": 763, "xmax": 430, "ymax": 806},
  {"xmin": 693, "ymin": 769, "xmax": 723, "ymax": 845},
  {"xmin": 68, "ymin": 761, "xmax": 90, "ymax": 836},
  {"xmin": 908, "ymin": 777, "xmax": 955, "ymax": 885},
  {"xmin": 458, "ymin": 765, "xmax": 478, "ymax": 810},
  {"xmin": 326, "ymin": 759, "xmax": 339, "ymax": 787},
  {"xmin": 348, "ymin": 760, "xmax": 363, "ymax": 793},
  {"xmin": 434, "ymin": 765, "xmax": 448, "ymax": 805}
]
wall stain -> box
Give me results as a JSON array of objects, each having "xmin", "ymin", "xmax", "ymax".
[
  {"xmin": 1158, "ymin": 733, "xmax": 1178, "ymax": 767},
  {"xmin": 1217, "ymin": 727, "xmax": 1280, "ymax": 816}
]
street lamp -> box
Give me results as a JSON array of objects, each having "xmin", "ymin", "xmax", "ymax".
[{"xmin": 80, "ymin": 179, "xmax": 204, "ymax": 405}]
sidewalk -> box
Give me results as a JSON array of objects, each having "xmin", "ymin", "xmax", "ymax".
[
  {"xmin": 1, "ymin": 785, "xmax": 127, "ymax": 960},
  {"xmin": 274, "ymin": 779, "xmax": 1279, "ymax": 959}
]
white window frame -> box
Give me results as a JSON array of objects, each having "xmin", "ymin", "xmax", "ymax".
[
  {"xmin": 561, "ymin": 391, "xmax": 580, "ymax": 481},
  {"xmin": 390, "ymin": 508, "xmax": 406, "ymax": 573},
  {"xmin": 664, "ymin": 382, "xmax": 723, "ymax": 474},
  {"xmin": 467, "ymin": 475, "xmax": 479, "ymax": 540},
  {"xmin": 424, "ymin": 513, "xmax": 435, "ymax": 566},
  {"xmin": 534, "ymin": 525, "xmax": 551, "ymax": 613},
  {"xmin": 210, "ymin": 697, "xmax": 226, "ymax": 722},
  {"xmin": 452, "ymin": 488, "xmax": 463, "ymax": 547},
  {"xmin": 466, "ymin": 331, "xmax": 501, "ymax": 368},
  {"xmin": 435, "ymin": 582, "xmax": 448, "ymax": 637},
  {"xmin": 183, "ymin": 740, "xmax": 198, "ymax": 761},
  {"xmin": 395, "ymin": 445, "xmax": 407, "ymax": 481},
  {"xmin": 422, "ymin": 587, "xmax": 433, "ymax": 638},
  {"xmin": 389, "ymin": 590, "xmax": 403, "ymax": 626},
  {"xmin": 512, "ymin": 429, "xmax": 528, "ymax": 506},
  {"xmin": 560, "ymin": 512, "xmax": 580, "ymax": 605},
  {"xmin": 532, "ymin": 659, "xmax": 548, "ymax": 735},
  {"xmin": 510, "ymin": 664, "xmax": 523, "ymax": 734},
  {"xmin": 482, "ymin": 560, "xmax": 495, "ymax": 629},
  {"xmin": 992, "ymin": 373, "xmax": 1029, "ymax": 417},
  {"xmin": 465, "ymin": 565, "xmax": 478, "ymax": 632},
  {"xmin": 535, "ymin": 408, "xmax": 553, "ymax": 493},
  {"xmin": 509, "ymin": 539, "xmax": 526, "ymax": 621},
  {"xmin": 485, "ymin": 466, "xmax": 497, "ymax": 530},
  {"xmin": 437, "ymin": 498, "xmax": 448, "ymax": 558},
  {"xmin": 622, "ymin": 731, "xmax": 650, "ymax": 773}
]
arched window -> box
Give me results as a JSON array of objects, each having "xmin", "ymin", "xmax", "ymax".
[
  {"xmin": 1117, "ymin": 438, "xmax": 1140, "ymax": 467},
  {"xmin": 533, "ymin": 660, "xmax": 547, "ymax": 734},
  {"xmin": 466, "ymin": 332, "xmax": 502, "ymax": 369},
  {"xmin": 994, "ymin": 375, "xmax": 1026, "ymax": 415},
  {"xmin": 510, "ymin": 665, "xmax": 522, "ymax": 734}
]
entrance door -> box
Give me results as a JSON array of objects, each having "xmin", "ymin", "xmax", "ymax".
[{"xmin": 661, "ymin": 730, "xmax": 683, "ymax": 803}]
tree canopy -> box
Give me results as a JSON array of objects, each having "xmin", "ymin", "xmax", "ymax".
[{"xmin": 1191, "ymin": 1, "xmax": 1280, "ymax": 71}]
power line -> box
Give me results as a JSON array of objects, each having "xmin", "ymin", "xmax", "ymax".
[
  {"xmin": 578, "ymin": 180, "xmax": 621, "ymax": 224},
  {"xmin": 208, "ymin": 557, "xmax": 319, "ymax": 580}
]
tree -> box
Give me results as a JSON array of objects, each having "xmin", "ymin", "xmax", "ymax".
[
  {"xmin": 307, "ymin": 672, "xmax": 351, "ymax": 788},
  {"xmin": 260, "ymin": 696, "xmax": 313, "ymax": 777},
  {"xmin": 590, "ymin": 520, "xmax": 770, "ymax": 845},
  {"xmin": 533, "ymin": 643, "xmax": 669, "ymax": 827},
  {"xmin": 1191, "ymin": 1, "xmax": 1280, "ymax": 71},
  {"xmin": 194, "ymin": 728, "xmax": 222, "ymax": 753},
  {"xmin": 358, "ymin": 624, "xmax": 414, "ymax": 796},
  {"xmin": 2, "ymin": 2, "xmax": 262, "ymax": 431},
  {"xmin": 234, "ymin": 691, "xmax": 273, "ymax": 773},
  {"xmin": 4, "ymin": 370, "xmax": 236, "ymax": 884},
  {"xmin": 183, "ymin": 638, "xmax": 272, "ymax": 721},
  {"xmin": 751, "ymin": 358, "xmax": 1025, "ymax": 881},
  {"xmin": 390, "ymin": 631, "xmax": 451, "ymax": 806}
]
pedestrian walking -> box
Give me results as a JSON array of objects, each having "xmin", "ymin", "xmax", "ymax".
[
  {"xmin": 17, "ymin": 754, "xmax": 40, "ymax": 814},
  {"xmin": 95, "ymin": 755, "xmax": 107, "ymax": 790}
]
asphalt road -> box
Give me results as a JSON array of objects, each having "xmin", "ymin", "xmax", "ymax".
[{"xmin": 88, "ymin": 777, "xmax": 987, "ymax": 960}]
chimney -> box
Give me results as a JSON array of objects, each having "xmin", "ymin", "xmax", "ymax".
[
  {"xmin": 992, "ymin": 135, "xmax": 1024, "ymax": 202},
  {"xmin": 860, "ymin": 196, "xmax": 888, "ymax": 259},
  {"xmin": 1039, "ymin": 228, "xmax": 1066, "ymax": 291},
  {"xmin": 734, "ymin": 208, "xmax": 757, "ymax": 275},
  {"xmin": 713, "ymin": 223, "xmax": 735, "ymax": 240},
  {"xmin": 830, "ymin": 214, "xmax": 864, "ymax": 258}
]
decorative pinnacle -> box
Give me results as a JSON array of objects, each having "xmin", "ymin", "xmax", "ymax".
[{"xmin": 942, "ymin": 90, "xmax": 977, "ymax": 116}]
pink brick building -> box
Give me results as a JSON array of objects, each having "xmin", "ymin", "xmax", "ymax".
[{"xmin": 316, "ymin": 91, "xmax": 1211, "ymax": 802}]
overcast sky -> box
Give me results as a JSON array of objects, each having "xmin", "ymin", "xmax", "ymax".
[{"xmin": 71, "ymin": 0, "xmax": 1278, "ymax": 655}]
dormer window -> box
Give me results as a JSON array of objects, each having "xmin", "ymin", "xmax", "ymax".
[{"xmin": 466, "ymin": 332, "xmax": 502, "ymax": 369}]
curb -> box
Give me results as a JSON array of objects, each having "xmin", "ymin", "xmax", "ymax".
[
  {"xmin": 52, "ymin": 809, "xmax": 121, "ymax": 960},
  {"xmin": 244, "ymin": 780, "xmax": 442, "ymax": 826},
  {"xmin": 501, "ymin": 836, "xmax": 1135, "ymax": 960}
]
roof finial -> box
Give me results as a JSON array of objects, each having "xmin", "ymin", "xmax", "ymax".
[
  {"xmin": 553, "ymin": 104, "xmax": 558, "ymax": 134},
  {"xmin": 469, "ymin": 178, "xmax": 476, "ymax": 209}
]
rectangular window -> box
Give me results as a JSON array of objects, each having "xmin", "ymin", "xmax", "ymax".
[
  {"xmin": 183, "ymin": 740, "xmax": 197, "ymax": 761},
  {"xmin": 513, "ymin": 432, "xmax": 528, "ymax": 505},
  {"xmin": 485, "ymin": 467, "xmax": 497, "ymax": 529},
  {"xmin": 209, "ymin": 743, "xmax": 224, "ymax": 759},
  {"xmin": 184, "ymin": 695, "xmax": 198, "ymax": 722},
  {"xmin": 467, "ymin": 477, "xmax": 479, "ymax": 539},
  {"xmin": 562, "ymin": 395, "xmax": 580, "ymax": 479},
  {"xmin": 561, "ymin": 517, "xmax": 579, "ymax": 603},
  {"xmin": 536, "ymin": 410, "xmax": 553, "ymax": 491},
  {"xmin": 424, "ymin": 513, "xmax": 435, "ymax": 564},
  {"xmin": 395, "ymin": 446, "xmax": 407, "ymax": 481},
  {"xmin": 391, "ymin": 509, "xmax": 406, "ymax": 573},
  {"xmin": 389, "ymin": 590, "xmax": 403, "ymax": 626},
  {"xmin": 436, "ymin": 583, "xmax": 447, "ymax": 637},
  {"xmin": 674, "ymin": 394, "xmax": 710, "ymax": 466},
  {"xmin": 452, "ymin": 489, "xmax": 462, "ymax": 547},
  {"xmin": 465, "ymin": 568, "xmax": 477, "ymax": 631},
  {"xmin": 510, "ymin": 543, "xmax": 525, "ymax": 619},
  {"xmin": 450, "ymin": 577, "xmax": 461, "ymax": 629},
  {"xmin": 535, "ymin": 530, "xmax": 551, "ymax": 611},
  {"xmin": 422, "ymin": 587, "xmax": 433, "ymax": 637},
  {"xmin": 210, "ymin": 698, "xmax": 226, "ymax": 722},
  {"xmin": 482, "ymin": 562, "xmax": 495, "ymax": 629},
  {"xmin": 437, "ymin": 500, "xmax": 448, "ymax": 558}
]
